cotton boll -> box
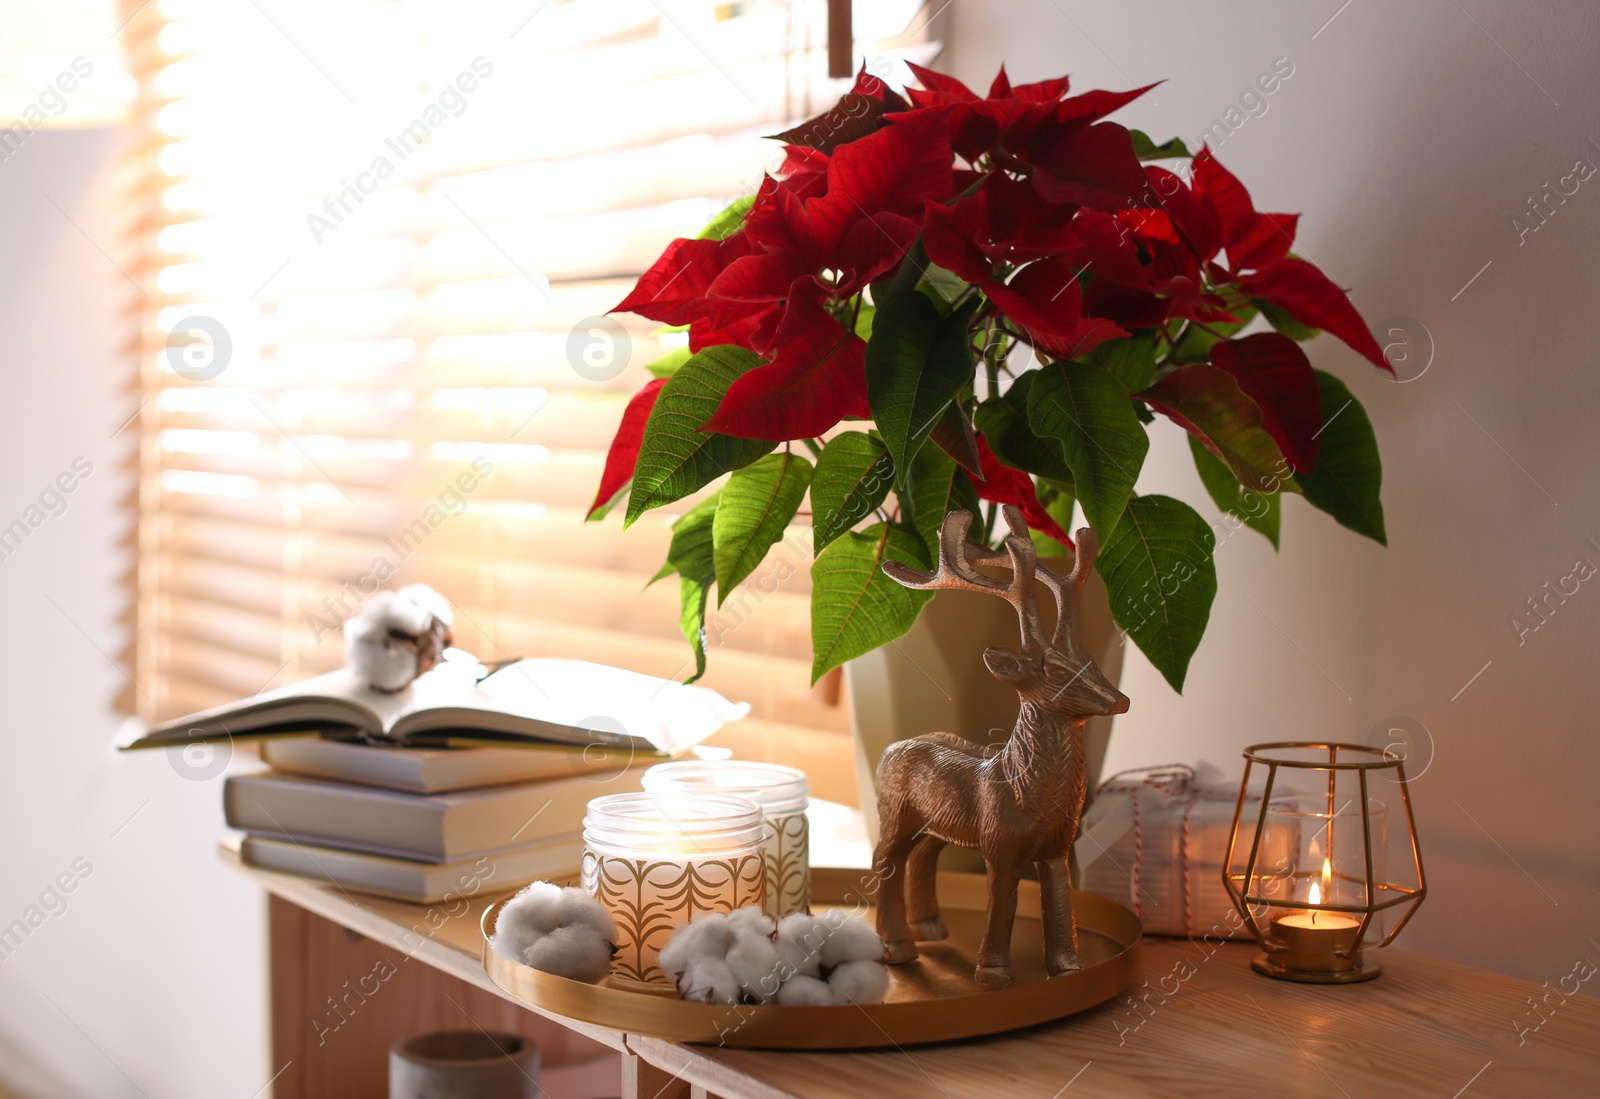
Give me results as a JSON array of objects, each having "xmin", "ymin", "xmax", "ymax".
[
  {"xmin": 555, "ymin": 886, "xmax": 617, "ymax": 943},
  {"xmin": 345, "ymin": 613, "xmax": 423, "ymax": 692},
  {"xmin": 816, "ymin": 913, "xmax": 885, "ymax": 967},
  {"xmin": 676, "ymin": 956, "xmax": 742, "ymax": 1004},
  {"xmin": 489, "ymin": 882, "xmax": 616, "ymax": 984},
  {"xmin": 489, "ymin": 881, "xmax": 565, "ymax": 961},
  {"xmin": 658, "ymin": 913, "xmax": 732, "ymax": 981},
  {"xmin": 397, "ymin": 583, "xmax": 453, "ymax": 630},
  {"xmin": 726, "ymin": 926, "xmax": 784, "ymax": 1004},
  {"xmin": 775, "ymin": 913, "xmax": 827, "ymax": 978},
  {"xmin": 726, "ymin": 906, "xmax": 776, "ymax": 940},
  {"xmin": 827, "ymin": 958, "xmax": 890, "ymax": 1005},
  {"xmin": 343, "ymin": 585, "xmax": 454, "ymax": 692},
  {"xmin": 503, "ymin": 881, "xmax": 566, "ymax": 929},
  {"xmin": 776, "ymin": 974, "xmax": 836, "ymax": 1006},
  {"xmin": 523, "ymin": 923, "xmax": 615, "ymax": 983}
]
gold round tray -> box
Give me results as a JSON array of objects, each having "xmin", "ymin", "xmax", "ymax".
[{"xmin": 481, "ymin": 866, "xmax": 1141, "ymax": 1048}]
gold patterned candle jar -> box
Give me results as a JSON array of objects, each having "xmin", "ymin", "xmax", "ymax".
[
  {"xmin": 581, "ymin": 792, "xmax": 766, "ymax": 988},
  {"xmin": 642, "ymin": 761, "xmax": 811, "ymax": 918}
]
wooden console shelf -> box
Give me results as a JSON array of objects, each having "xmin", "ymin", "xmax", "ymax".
[{"xmin": 225, "ymin": 847, "xmax": 1598, "ymax": 1098}]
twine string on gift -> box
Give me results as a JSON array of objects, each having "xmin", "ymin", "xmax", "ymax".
[
  {"xmin": 1181, "ymin": 790, "xmax": 1197, "ymax": 937},
  {"xmin": 1095, "ymin": 764, "xmax": 1197, "ymax": 927}
]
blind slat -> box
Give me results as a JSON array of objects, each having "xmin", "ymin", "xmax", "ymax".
[{"xmin": 131, "ymin": 0, "xmax": 931, "ymax": 800}]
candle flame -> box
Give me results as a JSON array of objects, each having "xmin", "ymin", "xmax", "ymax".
[{"xmin": 1306, "ymin": 856, "xmax": 1334, "ymax": 926}]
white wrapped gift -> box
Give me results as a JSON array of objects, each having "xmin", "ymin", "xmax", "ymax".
[{"xmin": 1075, "ymin": 762, "xmax": 1262, "ymax": 940}]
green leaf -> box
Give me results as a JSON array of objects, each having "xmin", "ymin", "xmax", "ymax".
[
  {"xmin": 696, "ymin": 195, "xmax": 756, "ymax": 241},
  {"xmin": 927, "ymin": 399, "xmax": 983, "ymax": 477},
  {"xmin": 809, "ymin": 524, "xmax": 935, "ymax": 683},
  {"xmin": 1098, "ymin": 495, "xmax": 1218, "ymax": 692},
  {"xmin": 711, "ymin": 452, "xmax": 812, "ymax": 603},
  {"xmin": 1297, "ymin": 371, "xmax": 1385, "ymax": 544},
  {"xmin": 811, "ymin": 432, "xmax": 894, "ymax": 554},
  {"xmin": 644, "ymin": 346, "xmax": 692, "ymax": 379},
  {"xmin": 1189, "ymin": 435, "xmax": 1280, "ymax": 549},
  {"xmin": 1089, "ymin": 331, "xmax": 1158, "ymax": 391},
  {"xmin": 974, "ymin": 373, "xmax": 1075, "ymax": 485},
  {"xmin": 866, "ymin": 294, "xmax": 980, "ymax": 483},
  {"xmin": 649, "ymin": 491, "xmax": 719, "ymax": 583},
  {"xmin": 626, "ymin": 346, "xmax": 775, "ymax": 526},
  {"xmin": 853, "ymin": 303, "xmax": 876, "ymax": 340},
  {"xmin": 650, "ymin": 494, "xmax": 720, "ymax": 682},
  {"xmin": 901, "ymin": 440, "xmax": 972, "ymax": 560},
  {"xmin": 1028, "ymin": 362, "xmax": 1149, "ymax": 538},
  {"xmin": 1140, "ymin": 364, "xmax": 1298, "ymax": 494},
  {"xmin": 588, "ymin": 482, "xmax": 631, "ymax": 523},
  {"xmin": 1030, "ymin": 482, "xmax": 1077, "ymax": 558},
  {"xmin": 1255, "ymin": 299, "xmax": 1321, "ymax": 342},
  {"xmin": 918, "ymin": 264, "xmax": 969, "ymax": 306},
  {"xmin": 1130, "ymin": 130, "xmax": 1192, "ymax": 160}
]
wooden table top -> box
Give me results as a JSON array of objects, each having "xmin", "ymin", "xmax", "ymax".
[
  {"xmin": 632, "ymin": 936, "xmax": 1600, "ymax": 1099},
  {"xmin": 226, "ymin": 847, "xmax": 1599, "ymax": 1098}
]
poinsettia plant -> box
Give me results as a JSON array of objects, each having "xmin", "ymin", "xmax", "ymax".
[{"xmin": 590, "ymin": 64, "xmax": 1388, "ymax": 692}]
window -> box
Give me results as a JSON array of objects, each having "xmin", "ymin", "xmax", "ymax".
[{"xmin": 125, "ymin": 0, "xmax": 937, "ymax": 799}]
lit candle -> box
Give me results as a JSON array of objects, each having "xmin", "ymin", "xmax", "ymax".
[
  {"xmin": 1270, "ymin": 859, "xmax": 1363, "ymax": 972},
  {"xmin": 642, "ymin": 761, "xmax": 811, "ymax": 918},
  {"xmin": 582, "ymin": 792, "xmax": 767, "ymax": 989}
]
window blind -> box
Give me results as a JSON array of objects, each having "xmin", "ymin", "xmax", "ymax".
[{"xmin": 122, "ymin": 0, "xmax": 937, "ymax": 800}]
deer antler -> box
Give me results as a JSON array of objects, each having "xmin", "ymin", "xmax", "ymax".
[
  {"xmin": 884, "ymin": 508, "xmax": 1048, "ymax": 652},
  {"xmin": 1012, "ymin": 525, "xmax": 1099, "ymax": 650}
]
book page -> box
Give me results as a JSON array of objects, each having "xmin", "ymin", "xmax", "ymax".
[
  {"xmin": 131, "ymin": 651, "xmax": 748, "ymax": 751},
  {"xmin": 402, "ymin": 658, "xmax": 749, "ymax": 753},
  {"xmin": 134, "ymin": 654, "xmax": 480, "ymax": 743}
]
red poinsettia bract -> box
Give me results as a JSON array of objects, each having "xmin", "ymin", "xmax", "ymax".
[{"xmin": 601, "ymin": 63, "xmax": 1387, "ymax": 501}]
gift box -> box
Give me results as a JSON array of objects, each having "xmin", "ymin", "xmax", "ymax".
[{"xmin": 1075, "ymin": 763, "xmax": 1261, "ymax": 940}]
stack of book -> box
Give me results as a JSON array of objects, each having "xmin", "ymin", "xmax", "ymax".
[
  {"xmin": 122, "ymin": 653, "xmax": 749, "ymax": 904},
  {"xmin": 225, "ymin": 739, "xmax": 654, "ymax": 903}
]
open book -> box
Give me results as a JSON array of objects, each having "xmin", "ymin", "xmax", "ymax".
[{"xmin": 121, "ymin": 652, "xmax": 748, "ymax": 756}]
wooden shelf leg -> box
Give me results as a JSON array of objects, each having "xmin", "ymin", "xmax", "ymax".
[{"xmin": 621, "ymin": 1050, "xmax": 693, "ymax": 1099}]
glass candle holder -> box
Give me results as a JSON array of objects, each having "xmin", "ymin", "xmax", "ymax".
[
  {"xmin": 1255, "ymin": 795, "xmax": 1389, "ymax": 971},
  {"xmin": 581, "ymin": 792, "xmax": 766, "ymax": 988},
  {"xmin": 1223, "ymin": 743, "xmax": 1426, "ymax": 984},
  {"xmin": 642, "ymin": 760, "xmax": 811, "ymax": 918}
]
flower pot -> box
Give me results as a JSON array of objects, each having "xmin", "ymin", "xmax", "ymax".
[{"xmin": 845, "ymin": 556, "xmax": 1124, "ymax": 849}]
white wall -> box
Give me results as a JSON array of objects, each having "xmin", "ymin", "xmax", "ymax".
[
  {"xmin": 946, "ymin": 0, "xmax": 1600, "ymax": 982},
  {"xmin": 0, "ymin": 129, "xmax": 267, "ymax": 1098}
]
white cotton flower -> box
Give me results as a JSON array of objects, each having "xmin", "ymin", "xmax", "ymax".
[
  {"xmin": 557, "ymin": 883, "xmax": 617, "ymax": 941},
  {"xmin": 489, "ymin": 882, "xmax": 616, "ymax": 984},
  {"xmin": 775, "ymin": 913, "xmax": 828, "ymax": 978},
  {"xmin": 522, "ymin": 924, "xmax": 615, "ymax": 984},
  {"xmin": 676, "ymin": 956, "xmax": 742, "ymax": 1004},
  {"xmin": 776, "ymin": 974, "xmax": 836, "ymax": 1006},
  {"xmin": 727, "ymin": 906, "xmax": 776, "ymax": 940},
  {"xmin": 827, "ymin": 958, "xmax": 890, "ymax": 1005},
  {"xmin": 815, "ymin": 912, "xmax": 884, "ymax": 967},
  {"xmin": 489, "ymin": 881, "xmax": 564, "ymax": 959},
  {"xmin": 725, "ymin": 925, "xmax": 784, "ymax": 1004},
  {"xmin": 660, "ymin": 908, "xmax": 779, "ymax": 1004},
  {"xmin": 659, "ymin": 912, "xmax": 733, "ymax": 982},
  {"xmin": 343, "ymin": 584, "xmax": 454, "ymax": 692},
  {"xmin": 396, "ymin": 583, "xmax": 453, "ymax": 629},
  {"xmin": 663, "ymin": 906, "xmax": 877, "ymax": 1005}
]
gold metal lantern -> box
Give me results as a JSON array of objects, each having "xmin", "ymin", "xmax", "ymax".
[{"xmin": 1223, "ymin": 743, "xmax": 1426, "ymax": 983}]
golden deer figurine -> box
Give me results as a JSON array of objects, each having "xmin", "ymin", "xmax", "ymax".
[{"xmin": 872, "ymin": 506, "xmax": 1129, "ymax": 988}]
